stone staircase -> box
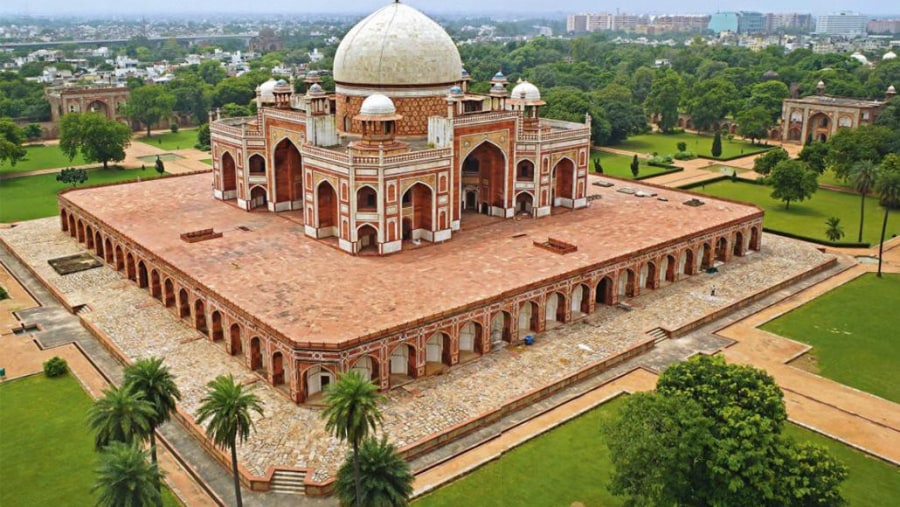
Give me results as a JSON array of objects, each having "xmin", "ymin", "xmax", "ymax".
[
  {"xmin": 646, "ymin": 327, "xmax": 669, "ymax": 343},
  {"xmin": 269, "ymin": 469, "xmax": 307, "ymax": 495}
]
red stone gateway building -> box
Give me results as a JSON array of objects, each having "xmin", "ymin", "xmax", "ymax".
[{"xmin": 58, "ymin": 2, "xmax": 764, "ymax": 405}]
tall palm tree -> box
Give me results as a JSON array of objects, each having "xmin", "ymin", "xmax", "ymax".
[
  {"xmin": 874, "ymin": 156, "xmax": 900, "ymax": 277},
  {"xmin": 195, "ymin": 374, "xmax": 263, "ymax": 507},
  {"xmin": 850, "ymin": 160, "xmax": 879, "ymax": 243},
  {"xmin": 123, "ymin": 357, "xmax": 182, "ymax": 468},
  {"xmin": 322, "ymin": 371, "xmax": 386, "ymax": 507},
  {"xmin": 88, "ymin": 384, "xmax": 155, "ymax": 449},
  {"xmin": 335, "ymin": 436, "xmax": 413, "ymax": 507},
  {"xmin": 93, "ymin": 442, "xmax": 163, "ymax": 507}
]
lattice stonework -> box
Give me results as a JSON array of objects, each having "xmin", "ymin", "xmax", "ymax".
[{"xmin": 336, "ymin": 94, "xmax": 447, "ymax": 136}]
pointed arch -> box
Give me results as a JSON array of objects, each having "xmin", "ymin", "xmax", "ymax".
[
  {"xmin": 248, "ymin": 154, "xmax": 266, "ymax": 175},
  {"xmin": 596, "ymin": 276, "xmax": 614, "ymax": 305},
  {"xmin": 178, "ymin": 288, "xmax": 190, "ymax": 319},
  {"xmin": 462, "ymin": 140, "xmax": 507, "ymax": 214},
  {"xmin": 249, "ymin": 336, "xmax": 264, "ymax": 371},
  {"xmin": 425, "ymin": 331, "xmax": 452, "ymax": 369},
  {"xmin": 357, "ymin": 224, "xmax": 378, "ymax": 254},
  {"xmin": 210, "ymin": 310, "xmax": 223, "ymax": 341},
  {"xmin": 194, "ymin": 299, "xmax": 208, "ymax": 335},
  {"xmin": 350, "ymin": 355, "xmax": 380, "ymax": 383},
  {"xmin": 316, "ymin": 180, "xmax": 339, "ymax": 236},
  {"xmin": 733, "ymin": 231, "xmax": 745, "ymax": 257},
  {"xmin": 125, "ymin": 252, "xmax": 136, "ymax": 282},
  {"xmin": 163, "ymin": 279, "xmax": 175, "ymax": 308},
  {"xmin": 388, "ymin": 342, "xmax": 417, "ymax": 383},
  {"xmin": 150, "ymin": 269, "xmax": 162, "ymax": 300},
  {"xmin": 518, "ymin": 300, "xmax": 540, "ymax": 332},
  {"xmin": 571, "ymin": 283, "xmax": 591, "ymax": 315},
  {"xmin": 401, "ymin": 182, "xmax": 434, "ymax": 239},
  {"xmin": 137, "ymin": 260, "xmax": 149, "ymax": 289},
  {"xmin": 552, "ymin": 157, "xmax": 576, "ymax": 204},
  {"xmin": 459, "ymin": 321, "xmax": 483, "ymax": 356},
  {"xmin": 273, "ymin": 138, "xmax": 302, "ymax": 204},
  {"xmin": 221, "ymin": 151, "xmax": 237, "ymax": 196},
  {"xmin": 271, "ymin": 351, "xmax": 285, "ymax": 386},
  {"xmin": 750, "ymin": 226, "xmax": 761, "ymax": 251},
  {"xmin": 716, "ymin": 237, "xmax": 728, "ymax": 263},
  {"xmin": 514, "ymin": 191, "xmax": 534, "ymax": 214},
  {"xmin": 249, "ymin": 185, "xmax": 267, "ymax": 210},
  {"xmin": 229, "ymin": 323, "xmax": 243, "ymax": 356},
  {"xmin": 545, "ymin": 292, "xmax": 567, "ymax": 325},
  {"xmin": 356, "ymin": 185, "xmax": 378, "ymax": 211},
  {"xmin": 104, "ymin": 237, "xmax": 114, "ymax": 264},
  {"xmin": 490, "ymin": 311, "xmax": 512, "ymax": 344}
]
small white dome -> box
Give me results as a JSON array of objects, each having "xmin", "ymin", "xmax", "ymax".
[
  {"xmin": 510, "ymin": 80, "xmax": 541, "ymax": 101},
  {"xmin": 257, "ymin": 78, "xmax": 278, "ymax": 101},
  {"xmin": 850, "ymin": 52, "xmax": 869, "ymax": 65},
  {"xmin": 359, "ymin": 94, "xmax": 396, "ymax": 116},
  {"xmin": 888, "ymin": 84, "xmax": 896, "ymax": 94},
  {"xmin": 884, "ymin": 51, "xmax": 897, "ymax": 60}
]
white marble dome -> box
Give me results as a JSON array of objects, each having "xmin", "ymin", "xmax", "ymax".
[
  {"xmin": 510, "ymin": 80, "xmax": 541, "ymax": 101},
  {"xmin": 850, "ymin": 52, "xmax": 869, "ymax": 65},
  {"xmin": 257, "ymin": 78, "xmax": 278, "ymax": 102},
  {"xmin": 333, "ymin": 2, "xmax": 462, "ymax": 87},
  {"xmin": 884, "ymin": 51, "xmax": 897, "ymax": 60},
  {"xmin": 359, "ymin": 94, "xmax": 397, "ymax": 116}
]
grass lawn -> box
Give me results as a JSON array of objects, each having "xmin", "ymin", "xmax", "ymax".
[
  {"xmin": 0, "ymin": 166, "xmax": 163, "ymax": 223},
  {"xmin": 0, "ymin": 144, "xmax": 86, "ymax": 175},
  {"xmin": 590, "ymin": 150, "xmax": 674, "ymax": 180},
  {"xmin": 762, "ymin": 273, "xmax": 900, "ymax": 403},
  {"xmin": 415, "ymin": 396, "xmax": 627, "ymax": 507},
  {"xmin": 0, "ymin": 374, "xmax": 181, "ymax": 506},
  {"xmin": 414, "ymin": 395, "xmax": 899, "ymax": 506},
  {"xmin": 199, "ymin": 158, "xmax": 213, "ymax": 166},
  {"xmin": 692, "ymin": 180, "xmax": 899, "ymax": 244},
  {"xmin": 784, "ymin": 424, "xmax": 900, "ymax": 505},
  {"xmin": 819, "ymin": 168, "xmax": 853, "ymax": 189},
  {"xmin": 614, "ymin": 132, "xmax": 771, "ymax": 160},
  {"xmin": 136, "ymin": 128, "xmax": 199, "ymax": 151}
]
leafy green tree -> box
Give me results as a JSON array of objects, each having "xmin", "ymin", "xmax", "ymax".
[
  {"xmin": 24, "ymin": 122, "xmax": 42, "ymax": 140},
  {"xmin": 322, "ymin": 371, "xmax": 387, "ymax": 507},
  {"xmin": 195, "ymin": 374, "xmax": 264, "ymax": 507},
  {"xmin": 849, "ymin": 160, "xmax": 880, "ymax": 243},
  {"xmin": 875, "ymin": 154, "xmax": 900, "ymax": 277},
  {"xmin": 59, "ymin": 113, "xmax": 132, "ymax": 169},
  {"xmin": 711, "ymin": 130, "xmax": 722, "ymax": 158},
  {"xmin": 736, "ymin": 106, "xmax": 771, "ymax": 144},
  {"xmin": 88, "ymin": 385, "xmax": 155, "ymax": 449},
  {"xmin": 686, "ymin": 78, "xmax": 738, "ymax": 132},
  {"xmin": 541, "ymin": 86, "xmax": 610, "ymax": 145},
  {"xmin": 93, "ymin": 442, "xmax": 163, "ymax": 507},
  {"xmin": 798, "ymin": 141, "xmax": 829, "ymax": 174},
  {"xmin": 592, "ymin": 157, "xmax": 603, "ymax": 174},
  {"xmin": 197, "ymin": 60, "xmax": 227, "ymax": 86},
  {"xmin": 335, "ymin": 437, "xmax": 413, "ymax": 507},
  {"xmin": 593, "ymin": 84, "xmax": 647, "ymax": 144},
  {"xmin": 123, "ymin": 357, "xmax": 181, "ymax": 472},
  {"xmin": 753, "ymin": 147, "xmax": 789, "ymax": 175},
  {"xmin": 196, "ymin": 123, "xmax": 211, "ymax": 151},
  {"xmin": 769, "ymin": 159, "xmax": 819, "ymax": 209},
  {"xmin": 56, "ymin": 167, "xmax": 88, "ymax": 187},
  {"xmin": 0, "ymin": 117, "xmax": 26, "ymax": 167},
  {"xmin": 630, "ymin": 154, "xmax": 639, "ymax": 177},
  {"xmin": 825, "ymin": 217, "xmax": 845, "ymax": 242},
  {"xmin": 606, "ymin": 356, "xmax": 848, "ymax": 507},
  {"xmin": 644, "ymin": 69, "xmax": 682, "ymax": 133},
  {"xmin": 126, "ymin": 85, "xmax": 176, "ymax": 137},
  {"xmin": 826, "ymin": 125, "xmax": 895, "ymax": 180},
  {"xmin": 747, "ymin": 80, "xmax": 790, "ymax": 124}
]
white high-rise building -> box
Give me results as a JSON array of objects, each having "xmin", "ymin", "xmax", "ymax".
[{"xmin": 815, "ymin": 12, "xmax": 868, "ymax": 36}]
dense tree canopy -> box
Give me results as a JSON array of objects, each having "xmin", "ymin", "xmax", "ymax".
[
  {"xmin": 126, "ymin": 84, "xmax": 176, "ymax": 137},
  {"xmin": 58, "ymin": 113, "xmax": 132, "ymax": 169},
  {"xmin": 0, "ymin": 72, "xmax": 50, "ymax": 121},
  {"xmin": 605, "ymin": 356, "xmax": 847, "ymax": 507},
  {"xmin": 769, "ymin": 159, "xmax": 819, "ymax": 209},
  {"xmin": 0, "ymin": 117, "xmax": 26, "ymax": 167}
]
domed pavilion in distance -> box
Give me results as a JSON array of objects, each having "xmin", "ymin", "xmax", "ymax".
[{"xmin": 58, "ymin": 1, "xmax": 763, "ymax": 407}]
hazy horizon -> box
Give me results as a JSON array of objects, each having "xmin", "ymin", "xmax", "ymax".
[{"xmin": 0, "ymin": 0, "xmax": 897, "ymax": 17}]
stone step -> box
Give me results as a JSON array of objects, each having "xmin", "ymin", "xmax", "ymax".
[
  {"xmin": 270, "ymin": 470, "xmax": 307, "ymax": 495},
  {"xmin": 646, "ymin": 327, "xmax": 669, "ymax": 342}
]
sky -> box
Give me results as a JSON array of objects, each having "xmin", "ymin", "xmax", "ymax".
[{"xmin": 0, "ymin": 0, "xmax": 896, "ymax": 17}]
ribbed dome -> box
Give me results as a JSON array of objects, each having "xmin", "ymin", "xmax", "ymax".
[
  {"xmin": 333, "ymin": 2, "xmax": 462, "ymax": 87},
  {"xmin": 360, "ymin": 94, "xmax": 397, "ymax": 116},
  {"xmin": 510, "ymin": 80, "xmax": 541, "ymax": 101}
]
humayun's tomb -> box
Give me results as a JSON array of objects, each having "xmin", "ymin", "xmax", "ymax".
[{"xmin": 56, "ymin": 2, "xmax": 763, "ymax": 407}]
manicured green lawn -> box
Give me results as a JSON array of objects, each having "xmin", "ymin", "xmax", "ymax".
[
  {"xmin": 819, "ymin": 168, "xmax": 853, "ymax": 189},
  {"xmin": 199, "ymin": 158, "xmax": 213, "ymax": 166},
  {"xmin": 692, "ymin": 180, "xmax": 898, "ymax": 244},
  {"xmin": 762, "ymin": 273, "xmax": 900, "ymax": 403},
  {"xmin": 0, "ymin": 144, "xmax": 87, "ymax": 174},
  {"xmin": 614, "ymin": 132, "xmax": 771, "ymax": 160},
  {"xmin": 590, "ymin": 150, "xmax": 674, "ymax": 180},
  {"xmin": 415, "ymin": 397, "xmax": 627, "ymax": 507},
  {"xmin": 0, "ymin": 374, "xmax": 181, "ymax": 506},
  {"xmin": 414, "ymin": 395, "xmax": 899, "ymax": 506},
  {"xmin": 136, "ymin": 128, "xmax": 198, "ymax": 151},
  {"xmin": 0, "ymin": 167, "xmax": 162, "ymax": 223},
  {"xmin": 784, "ymin": 424, "xmax": 900, "ymax": 505}
]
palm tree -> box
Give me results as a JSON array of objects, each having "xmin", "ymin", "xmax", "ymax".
[
  {"xmin": 93, "ymin": 442, "xmax": 163, "ymax": 507},
  {"xmin": 88, "ymin": 384, "xmax": 155, "ymax": 449},
  {"xmin": 874, "ymin": 156, "xmax": 900, "ymax": 277},
  {"xmin": 850, "ymin": 160, "xmax": 879, "ymax": 243},
  {"xmin": 123, "ymin": 357, "xmax": 182, "ymax": 468},
  {"xmin": 825, "ymin": 217, "xmax": 845, "ymax": 243},
  {"xmin": 322, "ymin": 371, "xmax": 387, "ymax": 507},
  {"xmin": 335, "ymin": 436, "xmax": 413, "ymax": 507},
  {"xmin": 195, "ymin": 374, "xmax": 263, "ymax": 507}
]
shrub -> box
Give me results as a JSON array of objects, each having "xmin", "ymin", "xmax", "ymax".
[
  {"xmin": 0, "ymin": 284, "xmax": 8, "ymax": 300},
  {"xmin": 170, "ymin": 123, "xmax": 179, "ymax": 133},
  {"xmin": 43, "ymin": 356, "xmax": 68, "ymax": 377},
  {"xmin": 677, "ymin": 141, "xmax": 687, "ymax": 152},
  {"xmin": 648, "ymin": 154, "xmax": 674, "ymax": 165},
  {"xmin": 673, "ymin": 151, "xmax": 696, "ymax": 160}
]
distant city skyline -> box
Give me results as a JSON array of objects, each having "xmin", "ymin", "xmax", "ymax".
[{"xmin": 0, "ymin": 0, "xmax": 897, "ymax": 17}]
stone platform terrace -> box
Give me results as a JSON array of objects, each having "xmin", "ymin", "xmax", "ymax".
[
  {"xmin": 58, "ymin": 173, "xmax": 762, "ymax": 347},
  {"xmin": 0, "ymin": 219, "xmax": 830, "ymax": 481}
]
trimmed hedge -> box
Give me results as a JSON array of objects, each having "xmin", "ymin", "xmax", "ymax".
[
  {"xmin": 635, "ymin": 167, "xmax": 683, "ymax": 180},
  {"xmin": 43, "ymin": 356, "xmax": 68, "ymax": 377},
  {"xmin": 762, "ymin": 227, "xmax": 870, "ymax": 248},
  {"xmin": 698, "ymin": 144, "xmax": 774, "ymax": 162}
]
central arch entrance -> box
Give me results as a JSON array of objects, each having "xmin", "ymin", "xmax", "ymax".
[{"xmin": 461, "ymin": 142, "xmax": 506, "ymax": 217}]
